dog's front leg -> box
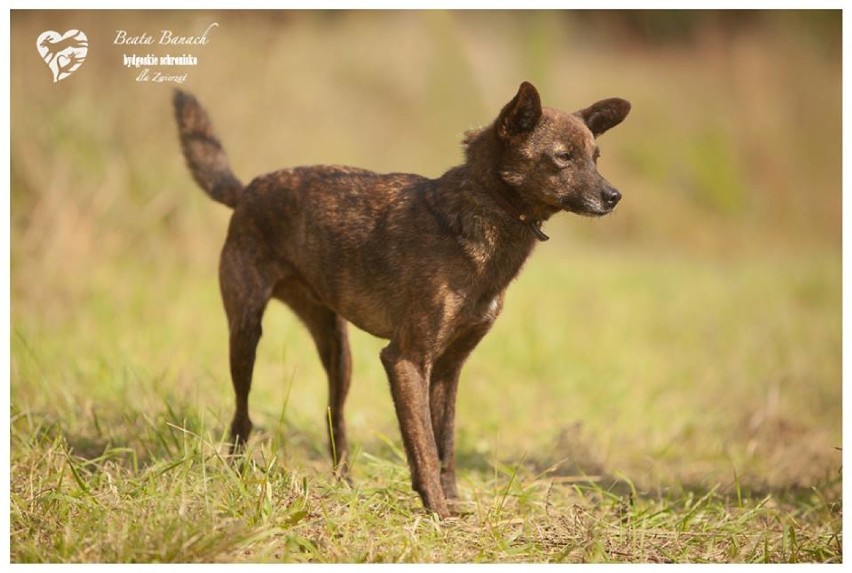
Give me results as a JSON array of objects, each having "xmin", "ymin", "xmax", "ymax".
[
  {"xmin": 380, "ymin": 341, "xmax": 448, "ymax": 518},
  {"xmin": 430, "ymin": 319, "xmax": 494, "ymax": 502}
]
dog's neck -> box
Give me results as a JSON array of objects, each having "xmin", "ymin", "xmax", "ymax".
[
  {"xmin": 459, "ymin": 125, "xmax": 554, "ymax": 242},
  {"xmin": 482, "ymin": 178, "xmax": 550, "ymax": 242}
]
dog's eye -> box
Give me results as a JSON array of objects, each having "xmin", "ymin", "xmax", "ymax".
[{"xmin": 555, "ymin": 151, "xmax": 573, "ymax": 163}]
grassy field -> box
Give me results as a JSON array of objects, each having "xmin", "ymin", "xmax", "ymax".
[{"xmin": 10, "ymin": 10, "xmax": 842, "ymax": 563}]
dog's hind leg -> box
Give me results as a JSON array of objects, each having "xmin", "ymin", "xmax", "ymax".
[
  {"xmin": 219, "ymin": 240, "xmax": 274, "ymax": 452},
  {"xmin": 321, "ymin": 315, "xmax": 353, "ymax": 478},
  {"xmin": 274, "ymin": 281, "xmax": 353, "ymax": 478}
]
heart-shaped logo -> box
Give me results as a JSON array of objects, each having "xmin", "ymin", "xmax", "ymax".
[{"xmin": 36, "ymin": 29, "xmax": 88, "ymax": 83}]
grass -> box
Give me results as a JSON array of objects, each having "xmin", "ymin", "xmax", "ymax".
[
  {"xmin": 10, "ymin": 250, "xmax": 841, "ymax": 562},
  {"xmin": 10, "ymin": 10, "xmax": 842, "ymax": 563}
]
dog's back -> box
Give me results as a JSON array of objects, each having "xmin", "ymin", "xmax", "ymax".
[{"xmin": 231, "ymin": 165, "xmax": 439, "ymax": 339}]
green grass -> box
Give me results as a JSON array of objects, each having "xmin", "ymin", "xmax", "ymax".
[
  {"xmin": 10, "ymin": 250, "xmax": 841, "ymax": 562},
  {"xmin": 10, "ymin": 10, "xmax": 841, "ymax": 563}
]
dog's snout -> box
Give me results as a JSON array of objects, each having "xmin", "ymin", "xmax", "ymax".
[{"xmin": 602, "ymin": 186, "xmax": 621, "ymax": 208}]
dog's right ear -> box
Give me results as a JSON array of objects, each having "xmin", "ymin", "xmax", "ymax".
[{"xmin": 497, "ymin": 81, "xmax": 542, "ymax": 140}]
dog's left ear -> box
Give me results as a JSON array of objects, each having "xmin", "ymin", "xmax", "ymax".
[
  {"xmin": 497, "ymin": 81, "xmax": 543, "ymax": 140},
  {"xmin": 577, "ymin": 98, "xmax": 631, "ymax": 137}
]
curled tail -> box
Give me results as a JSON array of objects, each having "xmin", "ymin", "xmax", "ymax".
[{"xmin": 173, "ymin": 90, "xmax": 243, "ymax": 208}]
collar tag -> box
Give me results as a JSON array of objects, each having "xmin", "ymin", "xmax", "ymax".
[{"xmin": 528, "ymin": 220, "xmax": 550, "ymax": 242}]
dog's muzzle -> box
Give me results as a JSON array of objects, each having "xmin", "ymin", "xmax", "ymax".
[{"xmin": 560, "ymin": 183, "xmax": 623, "ymax": 217}]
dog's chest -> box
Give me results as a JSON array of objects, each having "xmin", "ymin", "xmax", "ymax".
[{"xmin": 456, "ymin": 213, "xmax": 500, "ymax": 267}]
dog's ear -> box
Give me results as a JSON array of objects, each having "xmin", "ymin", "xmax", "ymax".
[
  {"xmin": 497, "ymin": 81, "xmax": 542, "ymax": 140},
  {"xmin": 577, "ymin": 98, "xmax": 631, "ymax": 137}
]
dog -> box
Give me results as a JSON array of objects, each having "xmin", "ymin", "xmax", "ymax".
[{"xmin": 173, "ymin": 82, "xmax": 630, "ymax": 518}]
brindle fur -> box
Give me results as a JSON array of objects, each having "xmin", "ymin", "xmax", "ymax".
[{"xmin": 173, "ymin": 82, "xmax": 630, "ymax": 517}]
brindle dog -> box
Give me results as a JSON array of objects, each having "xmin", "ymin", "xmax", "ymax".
[{"xmin": 173, "ymin": 82, "xmax": 630, "ymax": 517}]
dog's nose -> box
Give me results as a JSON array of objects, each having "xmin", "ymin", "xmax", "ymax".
[{"xmin": 602, "ymin": 187, "xmax": 621, "ymax": 208}]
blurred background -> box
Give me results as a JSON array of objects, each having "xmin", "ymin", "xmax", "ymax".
[
  {"xmin": 11, "ymin": 10, "xmax": 842, "ymax": 289},
  {"xmin": 10, "ymin": 10, "xmax": 841, "ymax": 495}
]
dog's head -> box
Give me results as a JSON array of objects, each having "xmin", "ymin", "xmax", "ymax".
[{"xmin": 495, "ymin": 81, "xmax": 630, "ymax": 217}]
